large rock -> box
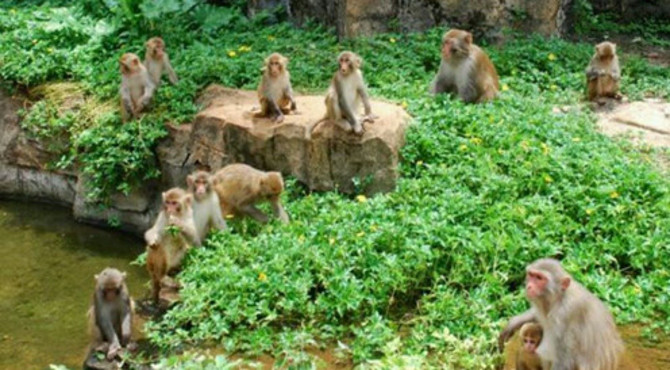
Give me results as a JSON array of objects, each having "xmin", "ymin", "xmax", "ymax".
[
  {"xmin": 596, "ymin": 99, "xmax": 670, "ymax": 148},
  {"xmin": 257, "ymin": 0, "xmax": 572, "ymax": 38},
  {"xmin": 162, "ymin": 85, "xmax": 410, "ymax": 194}
]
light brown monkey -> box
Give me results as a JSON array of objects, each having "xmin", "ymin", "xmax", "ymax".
[
  {"xmin": 307, "ymin": 51, "xmax": 376, "ymax": 138},
  {"xmin": 87, "ymin": 268, "xmax": 135, "ymax": 361},
  {"xmin": 144, "ymin": 37, "xmax": 178, "ymax": 87},
  {"xmin": 186, "ymin": 170, "xmax": 228, "ymax": 241},
  {"xmin": 255, "ymin": 52, "xmax": 297, "ymax": 123},
  {"xmin": 499, "ymin": 258, "xmax": 624, "ymax": 370},
  {"xmin": 586, "ymin": 41, "xmax": 621, "ymax": 102},
  {"xmin": 144, "ymin": 188, "xmax": 200, "ymax": 302},
  {"xmin": 516, "ymin": 323, "xmax": 543, "ymax": 370},
  {"xmin": 119, "ymin": 52, "xmax": 155, "ymax": 122},
  {"xmin": 429, "ymin": 29, "xmax": 499, "ymax": 103},
  {"xmin": 212, "ymin": 163, "xmax": 289, "ymax": 224}
]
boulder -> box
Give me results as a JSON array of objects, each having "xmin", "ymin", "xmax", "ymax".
[
  {"xmin": 170, "ymin": 86, "xmax": 410, "ymax": 194},
  {"xmin": 596, "ymin": 98, "xmax": 670, "ymax": 148}
]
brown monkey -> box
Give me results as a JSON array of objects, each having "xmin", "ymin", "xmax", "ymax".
[
  {"xmin": 119, "ymin": 52, "xmax": 155, "ymax": 122},
  {"xmin": 307, "ymin": 51, "xmax": 376, "ymax": 138},
  {"xmin": 255, "ymin": 52, "xmax": 297, "ymax": 123},
  {"xmin": 87, "ymin": 268, "xmax": 135, "ymax": 361},
  {"xmin": 144, "ymin": 188, "xmax": 200, "ymax": 302},
  {"xmin": 586, "ymin": 41, "xmax": 621, "ymax": 102},
  {"xmin": 144, "ymin": 37, "xmax": 178, "ymax": 87},
  {"xmin": 516, "ymin": 323, "xmax": 543, "ymax": 370},
  {"xmin": 186, "ymin": 170, "xmax": 228, "ymax": 241},
  {"xmin": 429, "ymin": 29, "xmax": 499, "ymax": 103},
  {"xmin": 212, "ymin": 163, "xmax": 289, "ymax": 224},
  {"xmin": 499, "ymin": 258, "xmax": 624, "ymax": 370}
]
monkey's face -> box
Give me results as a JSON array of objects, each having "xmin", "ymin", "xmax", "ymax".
[
  {"xmin": 164, "ymin": 198, "xmax": 182, "ymax": 216},
  {"xmin": 95, "ymin": 269, "xmax": 125, "ymax": 301},
  {"xmin": 525, "ymin": 269, "xmax": 548, "ymax": 299},
  {"xmin": 147, "ymin": 38, "xmax": 165, "ymax": 59},
  {"xmin": 523, "ymin": 335, "xmax": 539, "ymax": 353},
  {"xmin": 120, "ymin": 54, "xmax": 141, "ymax": 75},
  {"xmin": 441, "ymin": 30, "xmax": 472, "ymax": 60},
  {"xmin": 597, "ymin": 43, "xmax": 615, "ymax": 61},
  {"xmin": 338, "ymin": 52, "xmax": 360, "ymax": 75},
  {"xmin": 193, "ymin": 176, "xmax": 210, "ymax": 200},
  {"xmin": 268, "ymin": 58, "xmax": 284, "ymax": 77}
]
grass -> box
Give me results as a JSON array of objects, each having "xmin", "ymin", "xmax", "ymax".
[{"xmin": 2, "ymin": 1, "xmax": 670, "ymax": 368}]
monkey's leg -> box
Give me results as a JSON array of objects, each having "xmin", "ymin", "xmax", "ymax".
[
  {"xmin": 270, "ymin": 197, "xmax": 289, "ymax": 223},
  {"xmin": 240, "ymin": 204, "xmax": 270, "ymax": 223},
  {"xmin": 267, "ymin": 98, "xmax": 284, "ymax": 123}
]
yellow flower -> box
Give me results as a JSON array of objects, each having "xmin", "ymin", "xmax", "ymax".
[
  {"xmin": 497, "ymin": 148, "xmax": 505, "ymax": 155},
  {"xmin": 548, "ymin": 53, "xmax": 557, "ymax": 61},
  {"xmin": 47, "ymin": 47, "xmax": 54, "ymax": 54},
  {"xmin": 356, "ymin": 194, "xmax": 367, "ymax": 203},
  {"xmin": 470, "ymin": 137, "xmax": 482, "ymax": 145},
  {"xmin": 258, "ymin": 272, "xmax": 267, "ymax": 282},
  {"xmin": 298, "ymin": 235, "xmax": 305, "ymax": 242},
  {"xmin": 520, "ymin": 140, "xmax": 529, "ymax": 151},
  {"xmin": 459, "ymin": 144, "xmax": 468, "ymax": 152},
  {"xmin": 32, "ymin": 39, "xmax": 37, "ymax": 44},
  {"xmin": 544, "ymin": 175, "xmax": 553, "ymax": 183},
  {"xmin": 572, "ymin": 137, "xmax": 581, "ymax": 143},
  {"xmin": 550, "ymin": 84, "xmax": 558, "ymax": 91},
  {"xmin": 541, "ymin": 143, "xmax": 550, "ymax": 155},
  {"xmin": 356, "ymin": 231, "xmax": 365, "ymax": 238},
  {"xmin": 225, "ymin": 214, "xmax": 235, "ymax": 219},
  {"xmin": 501, "ymin": 84, "xmax": 509, "ymax": 92},
  {"xmin": 389, "ymin": 37, "xmax": 396, "ymax": 43},
  {"xmin": 238, "ymin": 45, "xmax": 252, "ymax": 52},
  {"xmin": 370, "ymin": 224, "xmax": 378, "ymax": 232},
  {"xmin": 586, "ymin": 208, "xmax": 594, "ymax": 215},
  {"xmin": 267, "ymin": 35, "xmax": 276, "ymax": 41},
  {"xmin": 329, "ymin": 238, "xmax": 335, "ymax": 245},
  {"xmin": 400, "ymin": 100, "xmax": 408, "ymax": 109},
  {"xmin": 416, "ymin": 160, "xmax": 423, "ymax": 166},
  {"xmin": 10, "ymin": 9, "xmax": 16, "ymax": 14},
  {"xmin": 227, "ymin": 50, "xmax": 237, "ymax": 58},
  {"xmin": 610, "ymin": 191, "xmax": 620, "ymax": 199}
]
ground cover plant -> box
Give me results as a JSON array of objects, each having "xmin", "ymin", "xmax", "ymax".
[{"xmin": 2, "ymin": 1, "xmax": 670, "ymax": 368}]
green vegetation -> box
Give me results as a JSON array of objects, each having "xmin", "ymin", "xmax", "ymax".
[{"xmin": 2, "ymin": 1, "xmax": 670, "ymax": 368}]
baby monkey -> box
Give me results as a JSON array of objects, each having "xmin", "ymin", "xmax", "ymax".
[
  {"xmin": 256, "ymin": 52, "xmax": 297, "ymax": 123},
  {"xmin": 585, "ymin": 41, "xmax": 621, "ymax": 102},
  {"xmin": 516, "ymin": 322, "xmax": 543, "ymax": 370}
]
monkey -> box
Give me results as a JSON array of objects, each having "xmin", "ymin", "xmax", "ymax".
[
  {"xmin": 255, "ymin": 52, "xmax": 297, "ymax": 123},
  {"xmin": 119, "ymin": 52, "xmax": 155, "ymax": 122},
  {"xmin": 87, "ymin": 268, "xmax": 135, "ymax": 361},
  {"xmin": 144, "ymin": 36, "xmax": 178, "ymax": 87},
  {"xmin": 516, "ymin": 323, "xmax": 544, "ymax": 370},
  {"xmin": 212, "ymin": 163, "xmax": 289, "ymax": 224},
  {"xmin": 186, "ymin": 170, "xmax": 228, "ymax": 241},
  {"xmin": 499, "ymin": 258, "xmax": 624, "ymax": 370},
  {"xmin": 144, "ymin": 188, "xmax": 200, "ymax": 302},
  {"xmin": 307, "ymin": 51, "xmax": 377, "ymax": 138},
  {"xmin": 429, "ymin": 29, "xmax": 499, "ymax": 103},
  {"xmin": 586, "ymin": 41, "xmax": 621, "ymax": 102}
]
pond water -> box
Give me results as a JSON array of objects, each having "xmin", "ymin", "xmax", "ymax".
[{"xmin": 0, "ymin": 200, "xmax": 147, "ymax": 369}]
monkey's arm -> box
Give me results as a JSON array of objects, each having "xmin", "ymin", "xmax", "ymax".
[
  {"xmin": 358, "ymin": 84, "xmax": 373, "ymax": 116},
  {"xmin": 120, "ymin": 296, "xmax": 132, "ymax": 345},
  {"xmin": 498, "ymin": 309, "xmax": 536, "ymax": 352},
  {"xmin": 459, "ymin": 70, "xmax": 479, "ymax": 103},
  {"xmin": 145, "ymin": 212, "xmax": 166, "ymax": 246},
  {"xmin": 94, "ymin": 294, "xmax": 121, "ymax": 351},
  {"xmin": 180, "ymin": 215, "xmax": 201, "ymax": 247},
  {"xmin": 269, "ymin": 196, "xmax": 289, "ymax": 224},
  {"xmin": 285, "ymin": 82, "xmax": 297, "ymax": 111},
  {"xmin": 610, "ymin": 63, "xmax": 621, "ymax": 80},
  {"xmin": 164, "ymin": 54, "xmax": 178, "ymax": 85},
  {"xmin": 585, "ymin": 63, "xmax": 600, "ymax": 80},
  {"xmin": 210, "ymin": 194, "xmax": 228, "ymax": 231},
  {"xmin": 429, "ymin": 71, "xmax": 447, "ymax": 94},
  {"xmin": 335, "ymin": 77, "xmax": 358, "ymax": 126},
  {"xmin": 138, "ymin": 75, "xmax": 156, "ymax": 110},
  {"xmin": 240, "ymin": 203, "xmax": 270, "ymax": 223},
  {"xmin": 120, "ymin": 86, "xmax": 134, "ymax": 115}
]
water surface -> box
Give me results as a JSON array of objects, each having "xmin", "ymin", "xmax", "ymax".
[{"xmin": 0, "ymin": 200, "xmax": 147, "ymax": 369}]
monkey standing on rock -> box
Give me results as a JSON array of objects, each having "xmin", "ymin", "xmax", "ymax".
[
  {"xmin": 430, "ymin": 29, "xmax": 499, "ymax": 103},
  {"xmin": 586, "ymin": 41, "xmax": 621, "ymax": 102},
  {"xmin": 307, "ymin": 51, "xmax": 377, "ymax": 138},
  {"xmin": 499, "ymin": 258, "xmax": 624, "ymax": 370},
  {"xmin": 255, "ymin": 52, "xmax": 298, "ymax": 123}
]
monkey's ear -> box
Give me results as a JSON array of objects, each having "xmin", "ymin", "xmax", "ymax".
[
  {"xmin": 132, "ymin": 58, "xmax": 139, "ymax": 66},
  {"xmin": 186, "ymin": 175, "xmax": 194, "ymax": 187},
  {"xmin": 94, "ymin": 274, "xmax": 99, "ymax": 280},
  {"xmin": 464, "ymin": 32, "xmax": 473, "ymax": 45},
  {"xmin": 162, "ymin": 191, "xmax": 167, "ymax": 202},
  {"xmin": 122, "ymin": 271, "xmax": 127, "ymax": 280},
  {"xmin": 183, "ymin": 194, "xmax": 193, "ymax": 206},
  {"xmin": 282, "ymin": 56, "xmax": 289, "ymax": 65},
  {"xmin": 561, "ymin": 277, "xmax": 571, "ymax": 290},
  {"xmin": 353, "ymin": 55, "xmax": 362, "ymax": 69}
]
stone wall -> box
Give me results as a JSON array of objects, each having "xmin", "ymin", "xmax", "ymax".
[{"xmin": 254, "ymin": 0, "xmax": 574, "ymax": 39}]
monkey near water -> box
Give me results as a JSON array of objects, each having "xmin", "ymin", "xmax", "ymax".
[
  {"xmin": 145, "ymin": 188, "xmax": 200, "ymax": 302},
  {"xmin": 586, "ymin": 41, "xmax": 621, "ymax": 102},
  {"xmin": 144, "ymin": 36, "xmax": 179, "ymax": 87},
  {"xmin": 213, "ymin": 164, "xmax": 289, "ymax": 224},
  {"xmin": 256, "ymin": 52, "xmax": 297, "ymax": 123},
  {"xmin": 119, "ymin": 52, "xmax": 155, "ymax": 122},
  {"xmin": 430, "ymin": 29, "xmax": 499, "ymax": 103},
  {"xmin": 187, "ymin": 170, "xmax": 228, "ymax": 241},
  {"xmin": 516, "ymin": 323, "xmax": 543, "ymax": 370},
  {"xmin": 87, "ymin": 268, "xmax": 134, "ymax": 361},
  {"xmin": 499, "ymin": 258, "xmax": 623, "ymax": 370},
  {"xmin": 308, "ymin": 51, "xmax": 376, "ymax": 138}
]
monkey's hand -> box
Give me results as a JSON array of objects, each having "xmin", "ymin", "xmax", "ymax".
[
  {"xmin": 362, "ymin": 114, "xmax": 378, "ymax": 123},
  {"xmin": 166, "ymin": 224, "xmax": 182, "ymax": 237},
  {"xmin": 126, "ymin": 341, "xmax": 138, "ymax": 352}
]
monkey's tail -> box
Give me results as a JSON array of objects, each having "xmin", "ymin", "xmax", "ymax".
[{"xmin": 305, "ymin": 115, "xmax": 328, "ymax": 140}]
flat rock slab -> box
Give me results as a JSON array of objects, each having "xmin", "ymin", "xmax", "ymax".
[
  {"xmin": 162, "ymin": 85, "xmax": 410, "ymax": 194},
  {"xmin": 596, "ymin": 99, "xmax": 670, "ymax": 147}
]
